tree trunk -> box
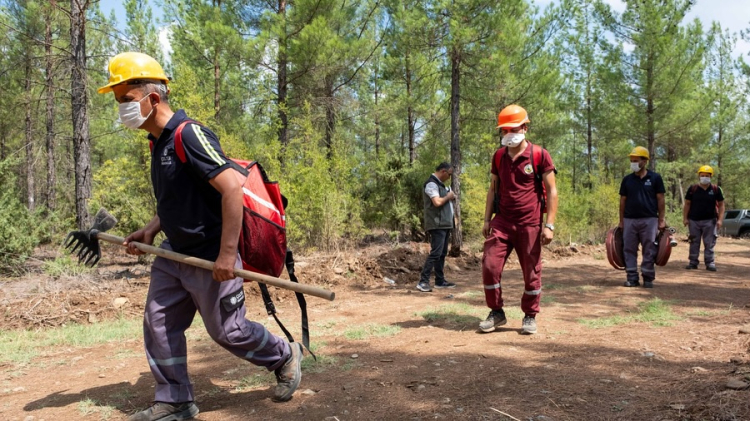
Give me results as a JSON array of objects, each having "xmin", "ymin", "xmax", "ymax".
[
  {"xmin": 374, "ymin": 69, "xmax": 380, "ymax": 157},
  {"xmin": 406, "ymin": 49, "xmax": 415, "ymax": 165},
  {"xmin": 213, "ymin": 0, "xmax": 221, "ymax": 121},
  {"xmin": 586, "ymin": 75, "xmax": 592, "ymax": 187},
  {"xmin": 277, "ymin": 0, "xmax": 288, "ymax": 159},
  {"xmin": 646, "ymin": 53, "xmax": 656, "ymax": 170},
  {"xmin": 324, "ymin": 78, "xmax": 336, "ymax": 159},
  {"xmin": 717, "ymin": 126, "xmax": 723, "ymax": 187},
  {"xmin": 71, "ymin": 0, "xmax": 91, "ymax": 230},
  {"xmin": 449, "ymin": 45, "xmax": 462, "ymax": 257},
  {"xmin": 25, "ymin": 58, "xmax": 35, "ymax": 212},
  {"xmin": 45, "ymin": 10, "xmax": 56, "ymax": 212}
]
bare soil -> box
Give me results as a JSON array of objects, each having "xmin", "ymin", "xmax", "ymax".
[{"xmin": 1, "ymin": 237, "xmax": 749, "ymax": 421}]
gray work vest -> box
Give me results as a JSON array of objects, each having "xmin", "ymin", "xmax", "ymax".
[{"xmin": 423, "ymin": 174, "xmax": 454, "ymax": 231}]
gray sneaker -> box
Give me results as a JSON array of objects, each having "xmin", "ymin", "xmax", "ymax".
[
  {"xmin": 479, "ymin": 310, "xmax": 507, "ymax": 333},
  {"xmin": 128, "ymin": 402, "xmax": 199, "ymax": 421},
  {"xmin": 273, "ymin": 341, "xmax": 303, "ymax": 402},
  {"xmin": 522, "ymin": 316, "xmax": 537, "ymax": 334},
  {"xmin": 416, "ymin": 282, "xmax": 432, "ymax": 292}
]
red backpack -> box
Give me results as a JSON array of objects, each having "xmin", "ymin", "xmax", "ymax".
[
  {"xmin": 168, "ymin": 120, "xmax": 312, "ymax": 355},
  {"xmin": 492, "ymin": 143, "xmax": 550, "ymax": 217}
]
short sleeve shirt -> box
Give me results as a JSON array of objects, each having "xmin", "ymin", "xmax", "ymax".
[
  {"xmin": 491, "ymin": 143, "xmax": 555, "ymax": 226},
  {"xmin": 619, "ymin": 170, "xmax": 666, "ymax": 219},
  {"xmin": 148, "ymin": 109, "xmax": 232, "ymax": 260},
  {"xmin": 685, "ymin": 184, "xmax": 724, "ymax": 220},
  {"xmin": 425, "ymin": 180, "xmax": 454, "ymax": 218}
]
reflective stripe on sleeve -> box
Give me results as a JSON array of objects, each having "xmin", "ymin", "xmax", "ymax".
[{"xmin": 191, "ymin": 124, "xmax": 226, "ymax": 166}]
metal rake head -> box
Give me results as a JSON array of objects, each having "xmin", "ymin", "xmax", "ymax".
[
  {"xmin": 63, "ymin": 208, "xmax": 118, "ymax": 267},
  {"xmin": 64, "ymin": 230, "xmax": 102, "ymax": 267}
]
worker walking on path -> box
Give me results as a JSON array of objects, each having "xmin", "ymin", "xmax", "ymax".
[
  {"xmin": 479, "ymin": 105, "xmax": 558, "ymax": 335},
  {"xmin": 98, "ymin": 52, "xmax": 302, "ymax": 421}
]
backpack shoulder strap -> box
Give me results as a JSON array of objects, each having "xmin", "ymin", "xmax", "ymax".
[
  {"xmin": 493, "ymin": 147, "xmax": 507, "ymax": 193},
  {"xmin": 174, "ymin": 120, "xmax": 198, "ymax": 164},
  {"xmin": 257, "ymin": 250, "xmax": 315, "ymax": 360}
]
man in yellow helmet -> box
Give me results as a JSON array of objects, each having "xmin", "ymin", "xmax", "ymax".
[
  {"xmin": 682, "ymin": 165, "xmax": 725, "ymax": 271},
  {"xmin": 99, "ymin": 52, "xmax": 302, "ymax": 421},
  {"xmin": 619, "ymin": 146, "xmax": 666, "ymax": 288}
]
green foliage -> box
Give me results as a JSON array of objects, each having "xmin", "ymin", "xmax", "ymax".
[
  {"xmin": 2, "ymin": 0, "xmax": 750, "ymax": 261},
  {"xmin": 91, "ymin": 156, "xmax": 155, "ymax": 235},
  {"xmin": 342, "ymin": 323, "xmax": 401, "ymax": 340},
  {"xmin": 0, "ymin": 160, "xmax": 40, "ymax": 272},
  {"xmin": 274, "ymin": 104, "xmax": 363, "ymax": 250},
  {"xmin": 0, "ymin": 316, "xmax": 142, "ymax": 365},
  {"xmin": 42, "ymin": 254, "xmax": 93, "ymax": 278},
  {"xmin": 578, "ymin": 298, "xmax": 678, "ymax": 328},
  {"xmin": 556, "ymin": 178, "xmax": 619, "ymax": 244}
]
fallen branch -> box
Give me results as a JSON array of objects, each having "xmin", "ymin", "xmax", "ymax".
[{"xmin": 489, "ymin": 407, "xmax": 521, "ymax": 421}]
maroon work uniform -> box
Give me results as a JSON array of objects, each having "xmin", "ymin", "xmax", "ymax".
[{"xmin": 482, "ymin": 144, "xmax": 555, "ymax": 316}]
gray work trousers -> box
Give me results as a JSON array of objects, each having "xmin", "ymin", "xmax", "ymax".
[
  {"xmin": 623, "ymin": 218, "xmax": 658, "ymax": 283},
  {"xmin": 688, "ymin": 219, "xmax": 717, "ymax": 267},
  {"xmin": 144, "ymin": 241, "xmax": 290, "ymax": 403}
]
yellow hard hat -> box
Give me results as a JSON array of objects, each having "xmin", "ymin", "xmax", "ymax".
[
  {"xmin": 98, "ymin": 52, "xmax": 169, "ymax": 94},
  {"xmin": 629, "ymin": 146, "xmax": 649, "ymax": 160},
  {"xmin": 697, "ymin": 165, "xmax": 713, "ymax": 175}
]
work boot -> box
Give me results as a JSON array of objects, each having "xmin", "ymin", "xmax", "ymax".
[
  {"xmin": 273, "ymin": 342, "xmax": 303, "ymax": 402},
  {"xmin": 434, "ymin": 281, "xmax": 456, "ymax": 289},
  {"xmin": 479, "ymin": 310, "xmax": 507, "ymax": 333},
  {"xmin": 416, "ymin": 282, "xmax": 432, "ymax": 292},
  {"xmin": 706, "ymin": 264, "xmax": 717, "ymax": 272},
  {"xmin": 128, "ymin": 402, "xmax": 199, "ymax": 421},
  {"xmin": 643, "ymin": 281, "xmax": 654, "ymax": 288},
  {"xmin": 521, "ymin": 316, "xmax": 537, "ymax": 335},
  {"xmin": 685, "ymin": 264, "xmax": 698, "ymax": 270},
  {"xmin": 623, "ymin": 280, "xmax": 640, "ymax": 287}
]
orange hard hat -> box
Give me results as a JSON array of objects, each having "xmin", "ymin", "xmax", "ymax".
[{"xmin": 497, "ymin": 105, "xmax": 530, "ymax": 129}]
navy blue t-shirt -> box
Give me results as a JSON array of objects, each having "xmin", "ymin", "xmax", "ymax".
[
  {"xmin": 685, "ymin": 184, "xmax": 724, "ymax": 220},
  {"xmin": 619, "ymin": 170, "xmax": 666, "ymax": 219},
  {"xmin": 148, "ymin": 110, "xmax": 231, "ymax": 260}
]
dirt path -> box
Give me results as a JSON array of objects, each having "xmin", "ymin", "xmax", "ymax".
[{"xmin": 2, "ymin": 239, "xmax": 749, "ymax": 421}]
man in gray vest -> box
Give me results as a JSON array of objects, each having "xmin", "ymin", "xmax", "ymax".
[{"xmin": 417, "ymin": 162, "xmax": 457, "ymax": 292}]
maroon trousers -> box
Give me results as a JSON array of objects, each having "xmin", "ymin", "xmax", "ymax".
[{"xmin": 481, "ymin": 217, "xmax": 543, "ymax": 316}]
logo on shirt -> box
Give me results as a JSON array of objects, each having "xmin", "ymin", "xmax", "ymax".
[
  {"xmin": 644, "ymin": 179, "xmax": 652, "ymax": 186},
  {"xmin": 161, "ymin": 147, "xmax": 173, "ymax": 166},
  {"xmin": 523, "ymin": 164, "xmax": 534, "ymax": 174},
  {"xmin": 708, "ymin": 189, "xmax": 714, "ymax": 196}
]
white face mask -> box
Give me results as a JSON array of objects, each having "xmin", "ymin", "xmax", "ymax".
[
  {"xmin": 630, "ymin": 162, "xmax": 641, "ymax": 172},
  {"xmin": 501, "ymin": 132, "xmax": 525, "ymax": 147},
  {"xmin": 699, "ymin": 176, "xmax": 711, "ymax": 185},
  {"xmin": 118, "ymin": 94, "xmax": 154, "ymax": 129}
]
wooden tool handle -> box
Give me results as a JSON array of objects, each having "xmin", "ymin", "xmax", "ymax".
[{"xmin": 95, "ymin": 232, "xmax": 335, "ymax": 301}]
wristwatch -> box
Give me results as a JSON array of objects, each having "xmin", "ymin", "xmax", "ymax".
[{"xmin": 544, "ymin": 223, "xmax": 555, "ymax": 231}]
